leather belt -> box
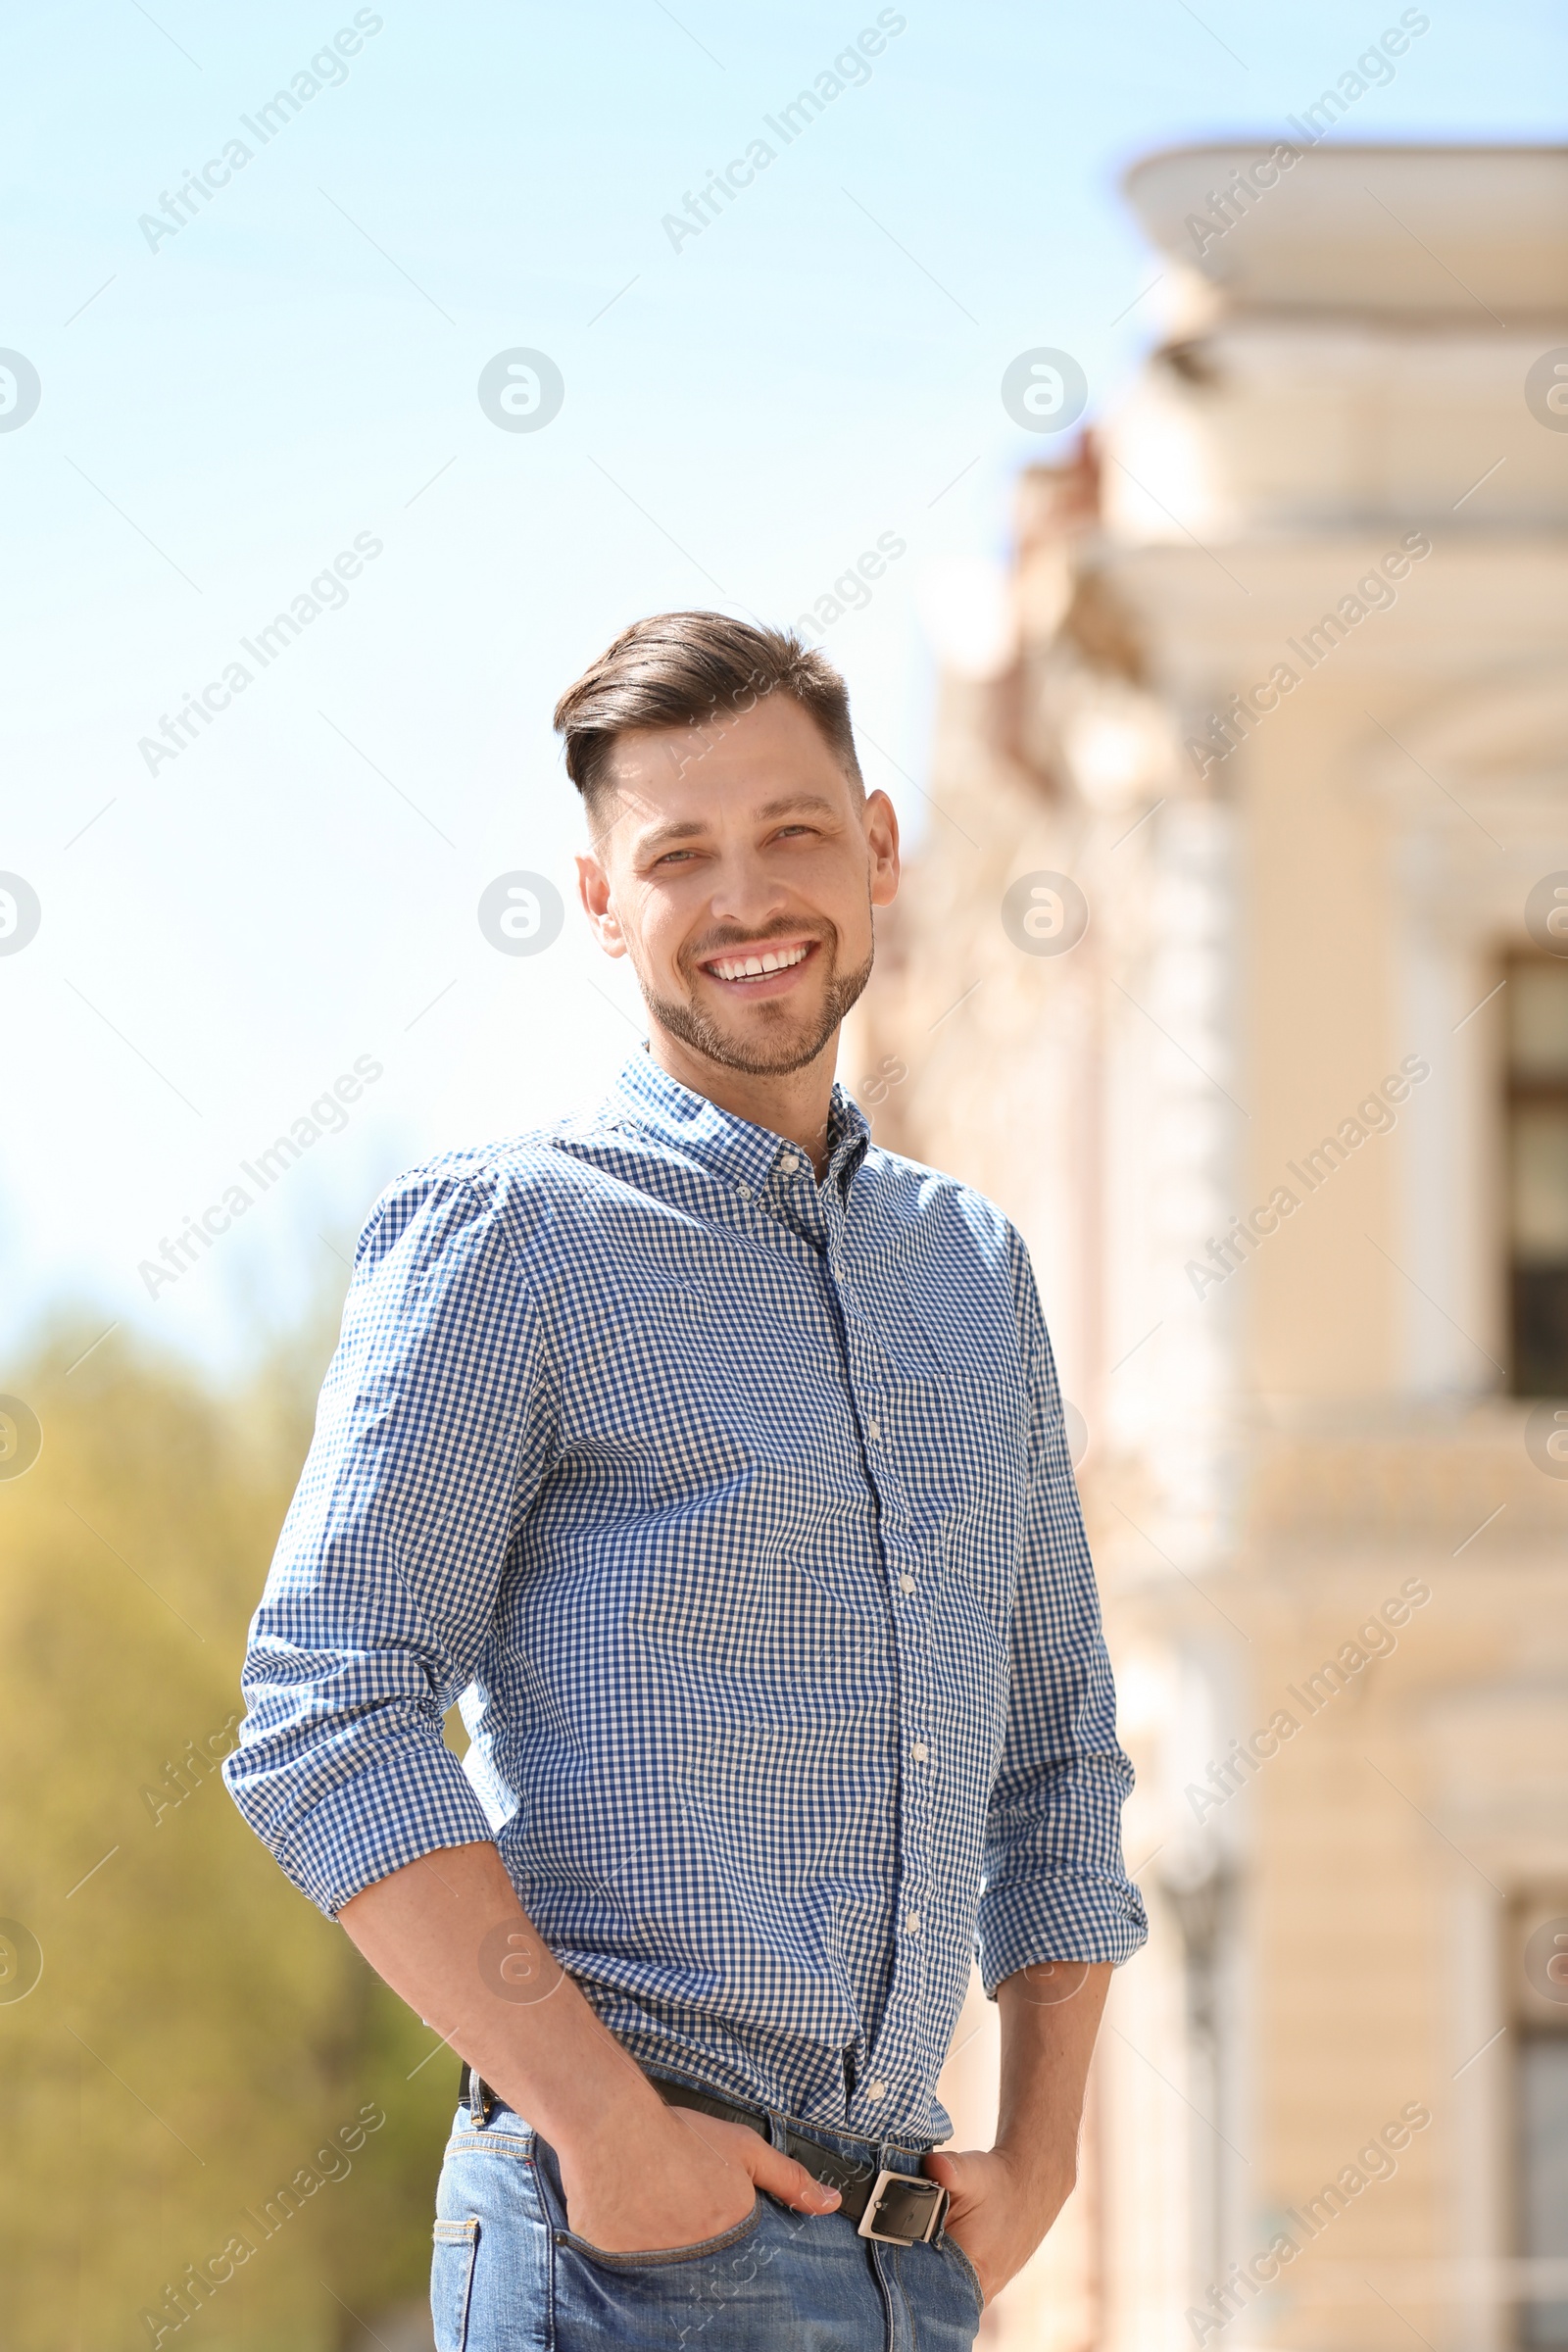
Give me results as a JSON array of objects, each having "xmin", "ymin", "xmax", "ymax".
[{"xmin": 458, "ymin": 2063, "xmax": 950, "ymax": 2248}]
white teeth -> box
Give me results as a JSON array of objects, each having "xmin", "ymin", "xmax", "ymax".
[{"xmin": 710, "ymin": 944, "xmax": 809, "ymax": 982}]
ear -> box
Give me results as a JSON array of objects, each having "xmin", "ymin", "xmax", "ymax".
[
  {"xmin": 575, "ymin": 849, "xmax": 629, "ymax": 959},
  {"xmin": 864, "ymin": 789, "xmax": 901, "ymax": 908}
]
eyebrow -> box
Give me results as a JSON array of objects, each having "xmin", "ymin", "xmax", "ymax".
[
  {"xmin": 635, "ymin": 794, "xmax": 842, "ymax": 857},
  {"xmin": 757, "ymin": 793, "xmax": 840, "ymax": 819}
]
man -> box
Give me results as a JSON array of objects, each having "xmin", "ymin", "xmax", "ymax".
[{"xmin": 225, "ymin": 612, "xmax": 1147, "ymax": 2350}]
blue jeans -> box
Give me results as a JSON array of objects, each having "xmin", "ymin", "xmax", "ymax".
[{"xmin": 432, "ymin": 2090, "xmax": 984, "ymax": 2350}]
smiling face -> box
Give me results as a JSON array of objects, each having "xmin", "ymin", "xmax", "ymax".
[{"xmin": 575, "ymin": 690, "xmax": 900, "ymax": 1083}]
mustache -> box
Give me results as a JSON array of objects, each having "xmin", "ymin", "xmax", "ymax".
[{"xmin": 682, "ymin": 920, "xmax": 834, "ymax": 967}]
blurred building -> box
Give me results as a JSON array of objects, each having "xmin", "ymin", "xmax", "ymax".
[{"xmin": 864, "ymin": 143, "xmax": 1568, "ymax": 2350}]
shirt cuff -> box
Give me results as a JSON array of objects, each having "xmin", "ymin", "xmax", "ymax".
[
  {"xmin": 250, "ymin": 1740, "xmax": 498, "ymax": 1919},
  {"xmin": 976, "ymin": 1869, "xmax": 1150, "ymax": 1998}
]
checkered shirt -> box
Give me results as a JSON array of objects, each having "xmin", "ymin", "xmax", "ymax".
[{"xmin": 225, "ymin": 1047, "xmax": 1146, "ymax": 2140}]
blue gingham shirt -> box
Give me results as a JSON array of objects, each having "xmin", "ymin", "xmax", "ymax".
[{"xmin": 226, "ymin": 1048, "xmax": 1145, "ymax": 2140}]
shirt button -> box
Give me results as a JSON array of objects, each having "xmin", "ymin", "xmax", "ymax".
[
  {"xmin": 865, "ymin": 1419, "xmax": 880, "ymax": 1441},
  {"xmin": 898, "ymin": 1573, "xmax": 915, "ymax": 1594},
  {"xmin": 911, "ymin": 1741, "xmax": 929, "ymax": 1762},
  {"xmin": 906, "ymin": 1911, "xmax": 922, "ymax": 1933},
  {"xmin": 867, "ymin": 2080, "xmax": 887, "ymax": 2103},
  {"xmin": 736, "ymin": 1181, "xmax": 752, "ymax": 1200},
  {"xmin": 779, "ymin": 1154, "xmax": 800, "ymax": 1174}
]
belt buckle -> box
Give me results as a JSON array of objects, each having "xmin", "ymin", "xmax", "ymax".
[{"xmin": 856, "ymin": 2168, "xmax": 950, "ymax": 2246}]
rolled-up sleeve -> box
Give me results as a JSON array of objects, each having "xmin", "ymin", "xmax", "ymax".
[
  {"xmin": 974, "ymin": 1240, "xmax": 1149, "ymax": 1993},
  {"xmin": 223, "ymin": 1167, "xmax": 554, "ymax": 1917}
]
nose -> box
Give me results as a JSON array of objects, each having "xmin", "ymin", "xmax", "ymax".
[{"xmin": 706, "ymin": 839, "xmax": 792, "ymax": 933}]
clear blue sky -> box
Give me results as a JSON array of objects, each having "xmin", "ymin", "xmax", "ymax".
[{"xmin": 3, "ymin": 0, "xmax": 1563, "ymax": 1367}]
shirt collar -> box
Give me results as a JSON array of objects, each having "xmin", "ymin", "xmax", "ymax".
[{"xmin": 610, "ymin": 1046, "xmax": 870, "ymax": 1196}]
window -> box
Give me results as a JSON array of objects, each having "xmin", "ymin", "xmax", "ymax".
[
  {"xmin": 1516, "ymin": 1900, "xmax": 1568, "ymax": 2348},
  {"xmin": 1506, "ymin": 959, "xmax": 1568, "ymax": 1396},
  {"xmin": 1521, "ymin": 2034, "xmax": 1568, "ymax": 2347}
]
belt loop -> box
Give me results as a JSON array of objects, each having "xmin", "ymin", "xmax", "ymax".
[{"xmin": 465, "ymin": 2063, "xmax": 494, "ymax": 2130}]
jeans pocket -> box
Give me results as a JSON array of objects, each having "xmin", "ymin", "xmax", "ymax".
[
  {"xmin": 556, "ymin": 2194, "xmax": 763, "ymax": 2270},
  {"xmin": 942, "ymin": 2230, "xmax": 984, "ymax": 2319},
  {"xmin": 534, "ymin": 2130, "xmax": 764, "ymax": 2269},
  {"xmin": 431, "ymin": 2217, "xmax": 479, "ymax": 2351}
]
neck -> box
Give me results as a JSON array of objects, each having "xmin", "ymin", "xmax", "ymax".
[{"xmin": 645, "ymin": 1022, "xmax": 839, "ymax": 1179}]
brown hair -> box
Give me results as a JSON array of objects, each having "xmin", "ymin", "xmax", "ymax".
[{"xmin": 552, "ymin": 611, "xmax": 862, "ymax": 821}]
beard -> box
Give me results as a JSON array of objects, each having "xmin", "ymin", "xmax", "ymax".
[{"xmin": 639, "ymin": 921, "xmax": 875, "ymax": 1078}]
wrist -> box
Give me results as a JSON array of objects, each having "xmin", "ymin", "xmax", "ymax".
[
  {"xmin": 995, "ymin": 2132, "xmax": 1076, "ymax": 2210},
  {"xmin": 538, "ymin": 2051, "xmax": 671, "ymax": 2170},
  {"xmin": 475, "ymin": 1997, "xmax": 666, "ymax": 2166}
]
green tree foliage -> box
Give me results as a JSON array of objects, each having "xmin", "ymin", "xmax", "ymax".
[{"xmin": 0, "ymin": 1307, "xmax": 459, "ymax": 2350}]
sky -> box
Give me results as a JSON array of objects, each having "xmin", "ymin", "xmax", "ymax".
[{"xmin": 2, "ymin": 0, "xmax": 1564, "ymax": 1373}]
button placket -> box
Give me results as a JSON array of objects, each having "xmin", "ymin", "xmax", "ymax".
[
  {"xmin": 834, "ymin": 1232, "xmax": 929, "ymax": 2116},
  {"xmin": 890, "ymin": 1560, "xmax": 934, "ymax": 2078}
]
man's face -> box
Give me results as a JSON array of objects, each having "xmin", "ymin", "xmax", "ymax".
[{"xmin": 575, "ymin": 691, "xmax": 900, "ymax": 1079}]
